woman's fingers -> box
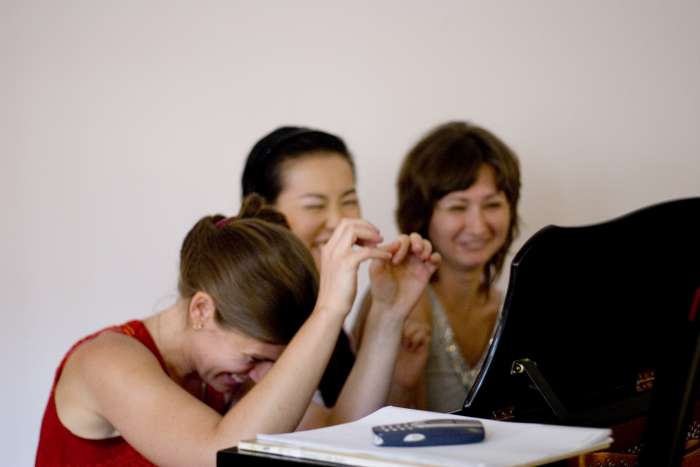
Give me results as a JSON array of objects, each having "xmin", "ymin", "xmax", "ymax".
[
  {"xmin": 321, "ymin": 219, "xmax": 385, "ymax": 269},
  {"xmin": 365, "ymin": 231, "xmax": 440, "ymax": 270},
  {"xmin": 381, "ymin": 233, "xmax": 438, "ymax": 266},
  {"xmin": 378, "ymin": 239, "xmax": 401, "ymax": 254},
  {"xmin": 429, "ymin": 251, "xmax": 441, "ymax": 266},
  {"xmin": 316, "ymin": 219, "xmax": 389, "ymax": 319},
  {"xmin": 407, "ymin": 233, "xmax": 435, "ymax": 261},
  {"xmin": 391, "ymin": 234, "xmax": 411, "ymax": 264},
  {"xmin": 421, "ymin": 239, "xmax": 433, "ymax": 260},
  {"xmin": 332, "ymin": 219, "xmax": 383, "ymax": 250},
  {"xmin": 349, "ymin": 245, "xmax": 392, "ymax": 267},
  {"xmin": 409, "ymin": 233, "xmax": 424, "ymax": 255},
  {"xmin": 402, "ymin": 320, "xmax": 431, "ymax": 351}
]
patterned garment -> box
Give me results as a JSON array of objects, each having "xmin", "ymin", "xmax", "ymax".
[{"xmin": 424, "ymin": 287, "xmax": 499, "ymax": 413}]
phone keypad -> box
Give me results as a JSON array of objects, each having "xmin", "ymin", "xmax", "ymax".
[{"xmin": 378, "ymin": 423, "xmax": 411, "ymax": 432}]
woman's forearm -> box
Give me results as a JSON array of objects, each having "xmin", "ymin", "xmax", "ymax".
[
  {"xmin": 324, "ymin": 303, "xmax": 404, "ymax": 425},
  {"xmin": 215, "ymin": 308, "xmax": 345, "ymax": 443}
]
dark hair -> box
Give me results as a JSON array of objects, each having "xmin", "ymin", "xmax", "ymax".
[
  {"xmin": 241, "ymin": 127, "xmax": 357, "ymax": 406},
  {"xmin": 396, "ymin": 121, "xmax": 521, "ymax": 292},
  {"xmin": 241, "ymin": 126, "xmax": 356, "ymax": 203},
  {"xmin": 178, "ymin": 194, "xmax": 319, "ymax": 344}
]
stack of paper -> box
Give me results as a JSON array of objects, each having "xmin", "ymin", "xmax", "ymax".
[{"xmin": 238, "ymin": 406, "xmax": 612, "ymax": 467}]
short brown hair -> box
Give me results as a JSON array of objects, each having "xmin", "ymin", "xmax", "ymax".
[
  {"xmin": 396, "ymin": 121, "xmax": 521, "ymax": 290},
  {"xmin": 178, "ymin": 194, "xmax": 319, "ymax": 344}
]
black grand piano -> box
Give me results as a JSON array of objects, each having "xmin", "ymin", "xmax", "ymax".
[
  {"xmin": 458, "ymin": 196, "xmax": 700, "ymax": 465},
  {"xmin": 218, "ymin": 197, "xmax": 700, "ymax": 467}
]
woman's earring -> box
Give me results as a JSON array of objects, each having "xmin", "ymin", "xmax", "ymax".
[{"xmin": 193, "ymin": 322, "xmax": 203, "ymax": 330}]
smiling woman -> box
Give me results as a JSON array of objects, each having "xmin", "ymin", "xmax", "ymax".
[
  {"xmin": 36, "ymin": 194, "xmax": 440, "ymax": 466},
  {"xmin": 241, "ymin": 127, "xmax": 361, "ymax": 412},
  {"xmin": 274, "ymin": 154, "xmax": 360, "ymax": 267},
  {"xmin": 242, "ymin": 126, "xmax": 360, "ymax": 268},
  {"xmin": 352, "ymin": 121, "xmax": 522, "ymax": 413},
  {"xmin": 240, "ymin": 126, "xmax": 443, "ymax": 430}
]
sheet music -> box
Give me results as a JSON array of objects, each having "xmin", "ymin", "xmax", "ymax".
[{"xmin": 241, "ymin": 406, "xmax": 612, "ymax": 467}]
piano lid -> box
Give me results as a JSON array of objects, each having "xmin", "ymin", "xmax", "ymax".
[{"xmin": 460, "ymin": 197, "xmax": 700, "ymax": 427}]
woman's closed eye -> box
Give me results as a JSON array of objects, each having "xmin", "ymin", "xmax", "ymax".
[
  {"xmin": 484, "ymin": 201, "xmax": 505, "ymax": 210},
  {"xmin": 302, "ymin": 204, "xmax": 326, "ymax": 211},
  {"xmin": 446, "ymin": 204, "xmax": 467, "ymax": 212},
  {"xmin": 246, "ymin": 355, "xmax": 272, "ymax": 365}
]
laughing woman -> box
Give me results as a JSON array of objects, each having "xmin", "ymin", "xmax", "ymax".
[
  {"xmin": 353, "ymin": 121, "xmax": 522, "ymax": 412},
  {"xmin": 241, "ymin": 126, "xmax": 440, "ymax": 428},
  {"xmin": 36, "ymin": 195, "xmax": 438, "ymax": 466}
]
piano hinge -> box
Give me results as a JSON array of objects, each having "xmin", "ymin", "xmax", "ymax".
[{"xmin": 511, "ymin": 358, "xmax": 570, "ymax": 421}]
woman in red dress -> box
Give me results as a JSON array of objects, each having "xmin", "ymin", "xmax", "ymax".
[{"xmin": 36, "ymin": 194, "xmax": 439, "ymax": 466}]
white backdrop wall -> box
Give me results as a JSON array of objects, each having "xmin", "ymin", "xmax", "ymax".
[{"xmin": 3, "ymin": 1, "xmax": 699, "ymax": 464}]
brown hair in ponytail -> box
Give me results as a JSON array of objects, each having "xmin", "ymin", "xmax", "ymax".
[{"xmin": 178, "ymin": 194, "xmax": 318, "ymax": 344}]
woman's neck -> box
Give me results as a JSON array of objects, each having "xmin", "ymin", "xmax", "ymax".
[
  {"xmin": 144, "ymin": 301, "xmax": 194, "ymax": 384},
  {"xmin": 432, "ymin": 264, "xmax": 487, "ymax": 315}
]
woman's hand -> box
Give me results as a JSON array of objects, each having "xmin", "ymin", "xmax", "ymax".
[
  {"xmin": 369, "ymin": 233, "xmax": 441, "ymax": 319},
  {"xmin": 393, "ymin": 318, "xmax": 431, "ymax": 391},
  {"xmin": 315, "ymin": 219, "xmax": 392, "ymax": 319},
  {"xmin": 322, "ymin": 234, "xmax": 438, "ymax": 424}
]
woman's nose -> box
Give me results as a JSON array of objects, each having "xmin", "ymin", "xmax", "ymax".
[
  {"xmin": 465, "ymin": 207, "xmax": 488, "ymax": 234},
  {"xmin": 325, "ymin": 205, "xmax": 343, "ymax": 230}
]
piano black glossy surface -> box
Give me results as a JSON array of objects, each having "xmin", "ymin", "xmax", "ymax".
[
  {"xmin": 218, "ymin": 447, "xmax": 346, "ymax": 466},
  {"xmin": 460, "ymin": 197, "xmax": 700, "ymax": 427}
]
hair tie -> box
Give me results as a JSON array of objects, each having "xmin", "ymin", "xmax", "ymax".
[{"xmin": 215, "ymin": 217, "xmax": 232, "ymax": 229}]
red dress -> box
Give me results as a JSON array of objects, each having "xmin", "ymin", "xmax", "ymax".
[{"xmin": 35, "ymin": 320, "xmax": 228, "ymax": 466}]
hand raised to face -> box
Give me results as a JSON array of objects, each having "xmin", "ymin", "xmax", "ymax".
[
  {"xmin": 369, "ymin": 233, "xmax": 441, "ymax": 319},
  {"xmin": 315, "ymin": 218, "xmax": 393, "ymax": 319}
]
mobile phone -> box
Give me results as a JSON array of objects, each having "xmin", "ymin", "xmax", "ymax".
[{"xmin": 372, "ymin": 418, "xmax": 485, "ymax": 447}]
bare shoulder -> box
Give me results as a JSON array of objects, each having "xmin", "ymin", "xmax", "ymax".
[
  {"xmin": 56, "ymin": 330, "xmax": 165, "ymax": 438},
  {"xmin": 63, "ymin": 330, "xmax": 168, "ymax": 402},
  {"xmin": 68, "ymin": 330, "xmax": 161, "ymax": 377}
]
